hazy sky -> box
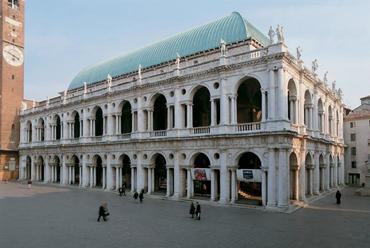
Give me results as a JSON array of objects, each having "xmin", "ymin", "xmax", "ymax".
[{"xmin": 25, "ymin": 0, "xmax": 370, "ymax": 108}]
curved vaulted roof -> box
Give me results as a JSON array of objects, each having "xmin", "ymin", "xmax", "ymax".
[{"xmin": 68, "ymin": 11, "xmax": 269, "ymax": 90}]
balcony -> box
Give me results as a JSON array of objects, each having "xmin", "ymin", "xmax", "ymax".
[
  {"xmin": 234, "ymin": 123, "xmax": 261, "ymax": 133},
  {"xmin": 150, "ymin": 130, "xmax": 167, "ymax": 137},
  {"xmin": 190, "ymin": 127, "xmax": 211, "ymax": 135}
]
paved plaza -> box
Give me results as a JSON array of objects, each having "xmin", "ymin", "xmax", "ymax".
[{"xmin": 1, "ymin": 183, "xmax": 369, "ymax": 248}]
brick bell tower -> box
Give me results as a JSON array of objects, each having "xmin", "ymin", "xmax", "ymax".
[{"xmin": 0, "ymin": 0, "xmax": 24, "ymax": 180}]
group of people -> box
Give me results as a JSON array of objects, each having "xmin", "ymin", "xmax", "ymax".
[
  {"xmin": 98, "ymin": 188, "xmax": 343, "ymax": 223},
  {"xmin": 189, "ymin": 202, "xmax": 201, "ymax": 220}
]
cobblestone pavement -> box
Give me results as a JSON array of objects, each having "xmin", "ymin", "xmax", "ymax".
[{"xmin": 1, "ymin": 182, "xmax": 369, "ymax": 248}]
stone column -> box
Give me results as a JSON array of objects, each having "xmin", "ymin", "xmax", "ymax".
[
  {"xmin": 89, "ymin": 166, "xmax": 93, "ymax": 188},
  {"xmin": 210, "ymin": 169, "xmax": 216, "ymax": 201},
  {"xmin": 210, "ymin": 99, "xmax": 216, "ymax": 126},
  {"xmin": 219, "ymin": 152, "xmax": 230, "ymax": 204},
  {"xmin": 186, "ymin": 168, "xmax": 192, "ymax": 198},
  {"xmin": 115, "ymin": 167, "xmax": 119, "ymax": 190},
  {"xmin": 44, "ymin": 159, "xmax": 50, "ymax": 183},
  {"xmin": 102, "ymin": 167, "xmax": 106, "ymax": 189},
  {"xmin": 186, "ymin": 104, "xmax": 193, "ymax": 128},
  {"xmin": 106, "ymin": 155, "xmax": 113, "ymax": 190},
  {"xmin": 314, "ymin": 152, "xmax": 320, "ymax": 194},
  {"xmin": 267, "ymin": 148, "xmax": 276, "ymax": 207},
  {"xmin": 173, "ymin": 152, "xmax": 180, "ymax": 199},
  {"xmin": 220, "ymin": 78, "xmax": 230, "ymax": 125},
  {"xmin": 261, "ymin": 168, "xmax": 267, "ymax": 206},
  {"xmin": 148, "ymin": 168, "xmax": 152, "ymax": 194},
  {"xmin": 261, "ymin": 90, "xmax": 266, "ymax": 122},
  {"xmin": 131, "ymin": 167, "xmax": 135, "ymax": 192},
  {"xmin": 277, "ymin": 68, "xmax": 287, "ymax": 120},
  {"xmin": 230, "ymin": 96, "xmax": 237, "ymax": 125},
  {"xmin": 230, "ymin": 169, "xmax": 236, "ymax": 203},
  {"xmin": 278, "ymin": 148, "xmax": 288, "ymax": 207},
  {"xmin": 166, "ymin": 168, "xmax": 170, "ymax": 197}
]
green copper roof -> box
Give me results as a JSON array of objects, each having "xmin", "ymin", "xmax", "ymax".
[{"xmin": 68, "ymin": 12, "xmax": 269, "ymax": 90}]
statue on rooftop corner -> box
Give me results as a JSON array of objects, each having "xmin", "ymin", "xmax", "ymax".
[
  {"xmin": 268, "ymin": 26, "xmax": 275, "ymax": 44},
  {"xmin": 276, "ymin": 25, "xmax": 284, "ymax": 43},
  {"xmin": 332, "ymin": 80, "xmax": 336, "ymax": 91},
  {"xmin": 312, "ymin": 59, "xmax": 318, "ymax": 74},
  {"xmin": 337, "ymin": 88, "xmax": 343, "ymax": 98},
  {"xmin": 220, "ymin": 39, "xmax": 227, "ymax": 57},
  {"xmin": 83, "ymin": 82, "xmax": 87, "ymax": 94},
  {"xmin": 296, "ymin": 46, "xmax": 302, "ymax": 60}
]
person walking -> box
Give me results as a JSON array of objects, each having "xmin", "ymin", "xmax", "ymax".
[
  {"xmin": 336, "ymin": 190, "xmax": 342, "ymax": 205},
  {"xmin": 195, "ymin": 202, "xmax": 201, "ymax": 220},
  {"xmin": 133, "ymin": 191, "xmax": 138, "ymax": 200},
  {"xmin": 139, "ymin": 189, "xmax": 144, "ymax": 203},
  {"xmin": 97, "ymin": 203, "xmax": 110, "ymax": 222},
  {"xmin": 118, "ymin": 186, "xmax": 124, "ymax": 197},
  {"xmin": 122, "ymin": 184, "xmax": 126, "ymax": 196},
  {"xmin": 189, "ymin": 202, "xmax": 195, "ymax": 218},
  {"xmin": 27, "ymin": 179, "xmax": 32, "ymax": 189}
]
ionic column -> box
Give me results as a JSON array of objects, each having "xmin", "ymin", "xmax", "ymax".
[
  {"xmin": 89, "ymin": 167, "xmax": 93, "ymax": 188},
  {"xmin": 131, "ymin": 167, "xmax": 135, "ymax": 192},
  {"xmin": 230, "ymin": 96, "xmax": 237, "ymax": 125},
  {"xmin": 210, "ymin": 99, "xmax": 216, "ymax": 126},
  {"xmin": 261, "ymin": 90, "xmax": 266, "ymax": 122},
  {"xmin": 102, "ymin": 167, "xmax": 106, "ymax": 189},
  {"xmin": 115, "ymin": 167, "xmax": 119, "ymax": 190},
  {"xmin": 148, "ymin": 168, "xmax": 152, "ymax": 194},
  {"xmin": 186, "ymin": 104, "xmax": 193, "ymax": 128}
]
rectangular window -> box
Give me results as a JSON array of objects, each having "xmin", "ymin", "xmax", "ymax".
[
  {"xmin": 350, "ymin": 133, "xmax": 356, "ymax": 142},
  {"xmin": 350, "ymin": 122, "xmax": 355, "ymax": 128},
  {"xmin": 351, "ymin": 147, "xmax": 356, "ymax": 156},
  {"xmin": 351, "ymin": 161, "xmax": 357, "ymax": 168},
  {"xmin": 8, "ymin": 0, "xmax": 19, "ymax": 8}
]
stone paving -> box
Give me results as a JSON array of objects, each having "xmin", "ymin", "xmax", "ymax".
[{"xmin": 1, "ymin": 182, "xmax": 370, "ymax": 248}]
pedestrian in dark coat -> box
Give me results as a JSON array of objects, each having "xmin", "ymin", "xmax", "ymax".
[
  {"xmin": 97, "ymin": 203, "xmax": 110, "ymax": 222},
  {"xmin": 122, "ymin": 184, "xmax": 126, "ymax": 196},
  {"xmin": 139, "ymin": 189, "xmax": 144, "ymax": 203},
  {"xmin": 189, "ymin": 202, "xmax": 195, "ymax": 218},
  {"xmin": 336, "ymin": 190, "xmax": 342, "ymax": 205},
  {"xmin": 195, "ymin": 202, "xmax": 201, "ymax": 220},
  {"xmin": 27, "ymin": 180, "xmax": 32, "ymax": 189},
  {"xmin": 133, "ymin": 191, "xmax": 138, "ymax": 200},
  {"xmin": 118, "ymin": 187, "xmax": 124, "ymax": 197}
]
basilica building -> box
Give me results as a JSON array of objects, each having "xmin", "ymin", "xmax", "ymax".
[{"xmin": 18, "ymin": 12, "xmax": 345, "ymax": 209}]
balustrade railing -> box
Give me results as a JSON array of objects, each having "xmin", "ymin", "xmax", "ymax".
[
  {"xmin": 191, "ymin": 127, "xmax": 211, "ymax": 135},
  {"xmin": 150, "ymin": 130, "xmax": 167, "ymax": 137},
  {"xmin": 235, "ymin": 123, "xmax": 261, "ymax": 132}
]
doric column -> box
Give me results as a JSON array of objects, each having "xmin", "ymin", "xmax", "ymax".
[
  {"xmin": 278, "ymin": 148, "xmax": 288, "ymax": 207},
  {"xmin": 173, "ymin": 152, "xmax": 180, "ymax": 199},
  {"xmin": 314, "ymin": 152, "xmax": 320, "ymax": 194},
  {"xmin": 230, "ymin": 169, "xmax": 236, "ymax": 203},
  {"xmin": 115, "ymin": 167, "xmax": 119, "ymax": 190},
  {"xmin": 261, "ymin": 90, "xmax": 266, "ymax": 122},
  {"xmin": 230, "ymin": 96, "xmax": 237, "ymax": 125},
  {"xmin": 148, "ymin": 168, "xmax": 152, "ymax": 194},
  {"xmin": 167, "ymin": 106, "xmax": 171, "ymax": 130},
  {"xmin": 219, "ymin": 152, "xmax": 230, "ymax": 203},
  {"xmin": 309, "ymin": 168, "xmax": 313, "ymax": 195},
  {"xmin": 220, "ymin": 78, "xmax": 230, "ymax": 125},
  {"xmin": 210, "ymin": 169, "xmax": 216, "ymax": 201},
  {"xmin": 261, "ymin": 168, "xmax": 267, "ymax": 206},
  {"xmin": 166, "ymin": 168, "xmax": 170, "ymax": 197},
  {"xmin": 106, "ymin": 155, "xmax": 113, "ymax": 190},
  {"xmin": 186, "ymin": 168, "xmax": 192, "ymax": 198},
  {"xmin": 89, "ymin": 166, "xmax": 93, "ymax": 188},
  {"xmin": 267, "ymin": 148, "xmax": 276, "ymax": 206}
]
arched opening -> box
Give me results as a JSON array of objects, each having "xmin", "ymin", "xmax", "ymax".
[
  {"xmin": 304, "ymin": 90, "xmax": 312, "ymax": 129},
  {"xmin": 73, "ymin": 112, "xmax": 80, "ymax": 138},
  {"xmin": 37, "ymin": 118, "xmax": 45, "ymax": 141},
  {"xmin": 237, "ymin": 78, "xmax": 262, "ymax": 123},
  {"xmin": 37, "ymin": 156, "xmax": 45, "ymax": 181},
  {"xmin": 153, "ymin": 154, "xmax": 167, "ymax": 193},
  {"xmin": 94, "ymin": 107, "xmax": 103, "ymax": 136},
  {"xmin": 318, "ymin": 99, "xmax": 324, "ymax": 133},
  {"xmin": 329, "ymin": 155, "xmax": 333, "ymax": 188},
  {"xmin": 153, "ymin": 95, "xmax": 167, "ymax": 131},
  {"xmin": 319, "ymin": 154, "xmax": 325, "ymax": 191},
  {"xmin": 305, "ymin": 154, "xmax": 313, "ymax": 196},
  {"xmin": 289, "ymin": 152, "xmax": 299, "ymax": 200},
  {"xmin": 26, "ymin": 156, "xmax": 32, "ymax": 180},
  {"xmin": 55, "ymin": 115, "xmax": 62, "ymax": 140},
  {"xmin": 121, "ymin": 101, "xmax": 132, "ymax": 134},
  {"xmin": 193, "ymin": 153, "xmax": 211, "ymax": 196},
  {"xmin": 237, "ymin": 152, "xmax": 262, "ymax": 204},
  {"xmin": 93, "ymin": 155, "xmax": 103, "ymax": 187},
  {"xmin": 120, "ymin": 154, "xmax": 131, "ymax": 190},
  {"xmin": 287, "ymin": 79, "xmax": 297, "ymax": 124},
  {"xmin": 53, "ymin": 156, "xmax": 61, "ymax": 183},
  {"xmin": 72, "ymin": 155, "xmax": 80, "ymax": 185},
  {"xmin": 26, "ymin": 121, "xmax": 32, "ymax": 142},
  {"xmin": 193, "ymin": 87, "xmax": 211, "ymax": 127}
]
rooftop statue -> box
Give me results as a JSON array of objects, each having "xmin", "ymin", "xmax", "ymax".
[
  {"xmin": 332, "ymin": 80, "xmax": 336, "ymax": 91},
  {"xmin": 276, "ymin": 25, "xmax": 285, "ymax": 43},
  {"xmin": 312, "ymin": 59, "xmax": 318, "ymax": 74},
  {"xmin": 220, "ymin": 39, "xmax": 227, "ymax": 57},
  {"xmin": 296, "ymin": 46, "xmax": 302, "ymax": 60},
  {"xmin": 268, "ymin": 26, "xmax": 275, "ymax": 44},
  {"xmin": 323, "ymin": 71, "xmax": 328, "ymax": 84},
  {"xmin": 176, "ymin": 53, "xmax": 180, "ymax": 70},
  {"xmin": 138, "ymin": 64, "xmax": 142, "ymax": 80},
  {"xmin": 83, "ymin": 82, "xmax": 87, "ymax": 94}
]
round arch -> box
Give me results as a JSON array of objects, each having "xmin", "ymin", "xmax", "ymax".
[
  {"xmin": 192, "ymin": 86, "xmax": 211, "ymax": 127},
  {"xmin": 71, "ymin": 111, "xmax": 81, "ymax": 138},
  {"xmin": 151, "ymin": 94, "xmax": 167, "ymax": 131},
  {"xmin": 236, "ymin": 77, "xmax": 262, "ymax": 123},
  {"xmin": 120, "ymin": 101, "xmax": 132, "ymax": 134},
  {"xmin": 289, "ymin": 152, "xmax": 299, "ymax": 200},
  {"xmin": 287, "ymin": 79, "xmax": 298, "ymax": 124},
  {"xmin": 92, "ymin": 106, "xmax": 103, "ymax": 136},
  {"xmin": 93, "ymin": 154, "xmax": 103, "ymax": 187},
  {"xmin": 119, "ymin": 154, "xmax": 132, "ymax": 189}
]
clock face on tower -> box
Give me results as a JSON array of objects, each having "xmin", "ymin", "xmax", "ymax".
[{"xmin": 3, "ymin": 45, "xmax": 24, "ymax": 67}]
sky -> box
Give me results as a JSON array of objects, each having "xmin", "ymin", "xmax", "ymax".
[{"xmin": 25, "ymin": 0, "xmax": 370, "ymax": 108}]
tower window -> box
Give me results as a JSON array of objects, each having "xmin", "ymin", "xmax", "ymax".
[
  {"xmin": 8, "ymin": 0, "xmax": 19, "ymax": 8},
  {"xmin": 12, "ymin": 75, "xmax": 15, "ymax": 80}
]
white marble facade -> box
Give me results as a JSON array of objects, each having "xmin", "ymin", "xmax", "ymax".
[{"xmin": 19, "ymin": 37, "xmax": 344, "ymax": 209}]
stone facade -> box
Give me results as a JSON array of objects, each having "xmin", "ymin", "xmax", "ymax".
[
  {"xmin": 18, "ymin": 17, "xmax": 344, "ymax": 209},
  {"xmin": 344, "ymin": 96, "xmax": 370, "ymax": 186}
]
